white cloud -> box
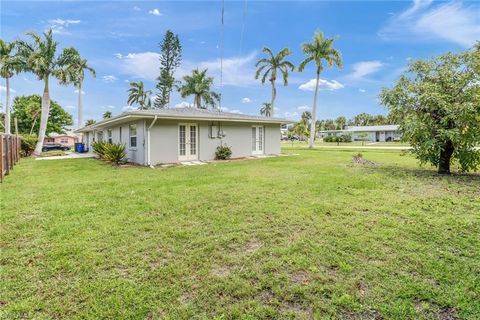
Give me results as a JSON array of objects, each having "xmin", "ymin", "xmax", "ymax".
[
  {"xmin": 74, "ymin": 89, "xmax": 85, "ymax": 95},
  {"xmin": 284, "ymin": 111, "xmax": 299, "ymax": 119},
  {"xmin": 133, "ymin": 6, "xmax": 141, "ymax": 11},
  {"xmin": 148, "ymin": 9, "xmax": 162, "ymax": 16},
  {"xmin": 348, "ymin": 61, "xmax": 384, "ymax": 80},
  {"xmin": 380, "ymin": 1, "xmax": 480, "ymax": 47},
  {"xmin": 241, "ymin": 97, "xmax": 252, "ymax": 103},
  {"xmin": 114, "ymin": 53, "xmax": 123, "ymax": 59},
  {"xmin": 122, "ymin": 105, "xmax": 137, "ymax": 112},
  {"xmin": 117, "ymin": 51, "xmax": 258, "ymax": 87},
  {"xmin": 297, "ymin": 105, "xmax": 309, "ymax": 111},
  {"xmin": 65, "ymin": 105, "xmax": 75, "ymax": 110},
  {"xmin": 47, "ymin": 18, "xmax": 80, "ymax": 34},
  {"xmin": 103, "ymin": 105, "xmax": 116, "ymax": 109},
  {"xmin": 358, "ymin": 88, "xmax": 366, "ymax": 93},
  {"xmin": 0, "ymin": 85, "xmax": 15, "ymax": 93},
  {"xmin": 298, "ymin": 79, "xmax": 344, "ymax": 91},
  {"xmin": 102, "ymin": 75, "xmax": 118, "ymax": 82},
  {"xmin": 174, "ymin": 101, "xmax": 193, "ymax": 108}
]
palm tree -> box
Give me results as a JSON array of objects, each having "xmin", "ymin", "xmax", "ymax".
[
  {"xmin": 298, "ymin": 31, "xmax": 342, "ymax": 148},
  {"xmin": 16, "ymin": 29, "xmax": 76, "ymax": 155},
  {"xmin": 127, "ymin": 81, "xmax": 152, "ymax": 110},
  {"xmin": 103, "ymin": 111, "xmax": 112, "ymax": 119},
  {"xmin": 260, "ymin": 102, "xmax": 273, "ymax": 117},
  {"xmin": 0, "ymin": 40, "xmax": 21, "ymax": 134},
  {"xmin": 85, "ymin": 119, "xmax": 96, "ymax": 126},
  {"xmin": 57, "ymin": 48, "xmax": 95, "ymax": 128},
  {"xmin": 178, "ymin": 69, "xmax": 220, "ymax": 108},
  {"xmin": 255, "ymin": 47, "xmax": 294, "ymax": 116}
]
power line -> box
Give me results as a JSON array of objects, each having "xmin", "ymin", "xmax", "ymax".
[{"xmin": 219, "ymin": 0, "xmax": 225, "ymax": 112}]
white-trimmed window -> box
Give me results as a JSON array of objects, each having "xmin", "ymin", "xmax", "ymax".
[
  {"xmin": 119, "ymin": 127, "xmax": 122, "ymax": 143},
  {"xmin": 97, "ymin": 131, "xmax": 103, "ymax": 142},
  {"xmin": 107, "ymin": 129, "xmax": 113, "ymax": 144},
  {"xmin": 60, "ymin": 138, "xmax": 68, "ymax": 144},
  {"xmin": 129, "ymin": 124, "xmax": 137, "ymax": 148}
]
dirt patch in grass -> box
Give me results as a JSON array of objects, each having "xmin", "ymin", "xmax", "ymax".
[
  {"xmin": 415, "ymin": 300, "xmax": 458, "ymax": 320},
  {"xmin": 289, "ymin": 270, "xmax": 311, "ymax": 285},
  {"xmin": 211, "ymin": 265, "xmax": 233, "ymax": 277},
  {"xmin": 341, "ymin": 310, "xmax": 383, "ymax": 320},
  {"xmin": 259, "ymin": 289, "xmax": 275, "ymax": 304},
  {"xmin": 356, "ymin": 280, "xmax": 368, "ymax": 297},
  {"xmin": 244, "ymin": 239, "xmax": 262, "ymax": 254},
  {"xmin": 282, "ymin": 301, "xmax": 314, "ymax": 319}
]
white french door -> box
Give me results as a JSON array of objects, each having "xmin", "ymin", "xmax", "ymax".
[
  {"xmin": 179, "ymin": 123, "xmax": 198, "ymax": 161},
  {"xmin": 252, "ymin": 125, "xmax": 264, "ymax": 155}
]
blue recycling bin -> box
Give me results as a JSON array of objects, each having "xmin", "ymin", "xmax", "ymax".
[{"xmin": 74, "ymin": 143, "xmax": 85, "ymax": 153}]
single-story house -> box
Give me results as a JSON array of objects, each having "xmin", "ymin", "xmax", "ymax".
[
  {"xmin": 75, "ymin": 107, "xmax": 288, "ymax": 165},
  {"xmin": 44, "ymin": 132, "xmax": 79, "ymax": 146},
  {"xmin": 318, "ymin": 125, "xmax": 401, "ymax": 142}
]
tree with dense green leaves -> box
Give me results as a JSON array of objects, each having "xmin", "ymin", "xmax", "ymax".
[
  {"xmin": 154, "ymin": 30, "xmax": 182, "ymax": 108},
  {"xmin": 127, "ymin": 81, "xmax": 152, "ymax": 110},
  {"xmin": 16, "ymin": 29, "xmax": 78, "ymax": 155},
  {"xmin": 1, "ymin": 39, "xmax": 22, "ymax": 134},
  {"xmin": 178, "ymin": 69, "xmax": 220, "ymax": 109},
  {"xmin": 57, "ymin": 48, "xmax": 95, "ymax": 128},
  {"xmin": 298, "ymin": 31, "xmax": 342, "ymax": 149},
  {"xmin": 335, "ymin": 116, "xmax": 346, "ymax": 130},
  {"xmin": 11, "ymin": 95, "xmax": 72, "ymax": 135},
  {"xmin": 380, "ymin": 45, "xmax": 480, "ymax": 174},
  {"xmin": 103, "ymin": 111, "xmax": 112, "ymax": 119},
  {"xmin": 85, "ymin": 119, "xmax": 96, "ymax": 126},
  {"xmin": 255, "ymin": 47, "xmax": 294, "ymax": 116},
  {"xmin": 260, "ymin": 102, "xmax": 272, "ymax": 117}
]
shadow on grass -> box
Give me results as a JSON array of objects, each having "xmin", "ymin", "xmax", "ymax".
[{"xmin": 369, "ymin": 164, "xmax": 480, "ymax": 184}]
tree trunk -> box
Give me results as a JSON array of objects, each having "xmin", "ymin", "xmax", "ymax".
[
  {"xmin": 33, "ymin": 77, "xmax": 50, "ymax": 156},
  {"xmin": 270, "ymin": 79, "xmax": 276, "ymax": 117},
  {"xmin": 5, "ymin": 77, "xmax": 11, "ymax": 134},
  {"xmin": 438, "ymin": 140, "xmax": 454, "ymax": 174},
  {"xmin": 195, "ymin": 95, "xmax": 201, "ymax": 108},
  {"xmin": 78, "ymin": 81, "xmax": 83, "ymax": 128},
  {"xmin": 309, "ymin": 71, "xmax": 320, "ymax": 149}
]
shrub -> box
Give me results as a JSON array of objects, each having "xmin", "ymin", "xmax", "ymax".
[
  {"xmin": 92, "ymin": 141, "xmax": 108, "ymax": 158},
  {"xmin": 215, "ymin": 144, "xmax": 232, "ymax": 160},
  {"xmin": 20, "ymin": 134, "xmax": 37, "ymax": 157},
  {"xmin": 339, "ymin": 134, "xmax": 352, "ymax": 143},
  {"xmin": 103, "ymin": 143, "xmax": 126, "ymax": 165},
  {"xmin": 323, "ymin": 136, "xmax": 334, "ymax": 142}
]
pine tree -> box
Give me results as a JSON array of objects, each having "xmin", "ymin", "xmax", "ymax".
[{"xmin": 154, "ymin": 30, "xmax": 182, "ymax": 108}]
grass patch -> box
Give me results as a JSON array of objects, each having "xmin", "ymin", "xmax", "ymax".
[
  {"xmin": 1, "ymin": 149, "xmax": 479, "ymax": 319},
  {"xmin": 39, "ymin": 150, "xmax": 68, "ymax": 157}
]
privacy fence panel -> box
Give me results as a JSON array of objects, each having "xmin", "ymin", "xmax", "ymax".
[{"xmin": 0, "ymin": 134, "xmax": 21, "ymax": 182}]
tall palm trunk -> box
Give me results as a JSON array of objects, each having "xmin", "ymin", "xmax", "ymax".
[
  {"xmin": 270, "ymin": 79, "xmax": 276, "ymax": 117},
  {"xmin": 309, "ymin": 70, "xmax": 320, "ymax": 149},
  {"xmin": 5, "ymin": 77, "xmax": 11, "ymax": 134},
  {"xmin": 77, "ymin": 81, "xmax": 83, "ymax": 128},
  {"xmin": 33, "ymin": 77, "xmax": 50, "ymax": 155},
  {"xmin": 194, "ymin": 95, "xmax": 201, "ymax": 108}
]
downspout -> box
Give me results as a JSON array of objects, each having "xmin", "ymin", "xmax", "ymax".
[{"xmin": 147, "ymin": 116, "xmax": 158, "ymax": 167}]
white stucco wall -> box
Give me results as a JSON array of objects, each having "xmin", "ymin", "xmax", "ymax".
[
  {"xmin": 149, "ymin": 120, "xmax": 281, "ymax": 165},
  {"xmin": 84, "ymin": 119, "xmax": 281, "ymax": 165}
]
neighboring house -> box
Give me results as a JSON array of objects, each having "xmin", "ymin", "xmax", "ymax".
[
  {"xmin": 75, "ymin": 108, "xmax": 288, "ymax": 165},
  {"xmin": 280, "ymin": 123, "xmax": 294, "ymax": 138},
  {"xmin": 44, "ymin": 132, "xmax": 79, "ymax": 146},
  {"xmin": 318, "ymin": 125, "xmax": 401, "ymax": 142}
]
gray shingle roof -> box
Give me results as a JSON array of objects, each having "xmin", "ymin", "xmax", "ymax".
[
  {"xmin": 75, "ymin": 107, "xmax": 289, "ymax": 132},
  {"xmin": 346, "ymin": 125, "xmax": 399, "ymax": 132}
]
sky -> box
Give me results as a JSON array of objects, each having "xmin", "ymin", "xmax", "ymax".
[{"xmin": 1, "ymin": 0, "xmax": 479, "ymax": 127}]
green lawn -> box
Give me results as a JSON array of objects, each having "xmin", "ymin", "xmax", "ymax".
[
  {"xmin": 1, "ymin": 149, "xmax": 479, "ymax": 319},
  {"xmin": 281, "ymin": 141, "xmax": 411, "ymax": 148}
]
